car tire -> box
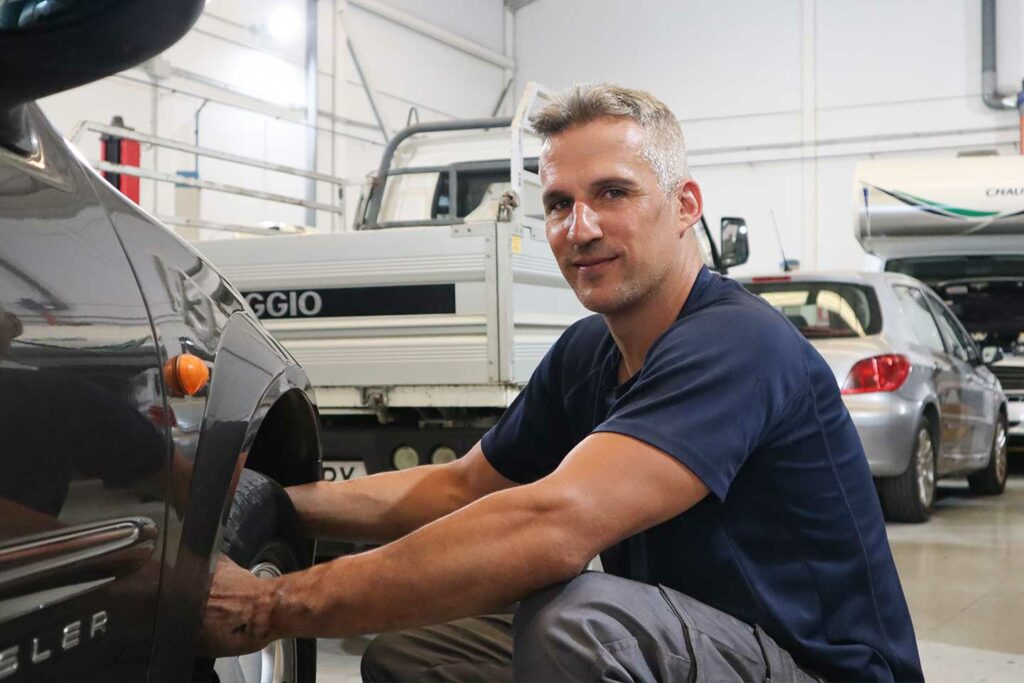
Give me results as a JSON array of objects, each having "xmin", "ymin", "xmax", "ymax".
[
  {"xmin": 211, "ymin": 469, "xmax": 317, "ymax": 683},
  {"xmin": 967, "ymin": 416, "xmax": 1008, "ymax": 496},
  {"xmin": 878, "ymin": 418, "xmax": 936, "ymax": 523}
]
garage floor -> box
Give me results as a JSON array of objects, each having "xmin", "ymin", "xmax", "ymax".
[{"xmin": 316, "ymin": 470, "xmax": 1024, "ymax": 683}]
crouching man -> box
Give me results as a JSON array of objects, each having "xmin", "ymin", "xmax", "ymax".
[{"xmin": 200, "ymin": 83, "xmax": 923, "ymax": 682}]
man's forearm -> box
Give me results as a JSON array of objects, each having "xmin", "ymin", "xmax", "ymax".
[
  {"xmin": 268, "ymin": 483, "xmax": 587, "ymax": 639},
  {"xmin": 285, "ymin": 463, "xmax": 476, "ymax": 544},
  {"xmin": 199, "ymin": 434, "xmax": 706, "ymax": 658}
]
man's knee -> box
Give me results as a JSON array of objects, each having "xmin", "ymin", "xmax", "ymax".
[
  {"xmin": 362, "ymin": 628, "xmax": 459, "ymax": 683},
  {"xmin": 361, "ymin": 631, "xmax": 414, "ymax": 682},
  {"xmin": 514, "ymin": 573, "xmax": 657, "ymax": 679},
  {"xmin": 361, "ymin": 615, "xmax": 514, "ymax": 683},
  {"xmin": 518, "ymin": 571, "xmax": 609, "ymax": 617},
  {"xmin": 516, "ymin": 572, "xmax": 641, "ymax": 639}
]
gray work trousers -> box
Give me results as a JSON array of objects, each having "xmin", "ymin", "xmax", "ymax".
[{"xmin": 361, "ymin": 572, "xmax": 819, "ymax": 682}]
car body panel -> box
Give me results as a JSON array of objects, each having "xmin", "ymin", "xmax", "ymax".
[
  {"xmin": 79, "ymin": 125, "xmax": 321, "ymax": 682},
  {"xmin": 1, "ymin": 105, "xmax": 321, "ymax": 683},
  {"xmin": 839, "ymin": 392, "xmax": 920, "ymax": 476},
  {"xmin": 2, "ymin": 4, "xmax": 321, "ymax": 681},
  {"xmin": 920, "ymin": 287, "xmax": 1001, "ymax": 467},
  {"xmin": 0, "ymin": 104, "xmax": 168, "ymax": 681},
  {"xmin": 147, "ymin": 313, "xmax": 319, "ymax": 683}
]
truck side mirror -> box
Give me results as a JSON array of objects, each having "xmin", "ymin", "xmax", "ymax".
[{"xmin": 720, "ymin": 217, "xmax": 749, "ymax": 268}]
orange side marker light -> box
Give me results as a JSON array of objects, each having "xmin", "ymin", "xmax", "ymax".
[{"xmin": 163, "ymin": 353, "xmax": 210, "ymax": 396}]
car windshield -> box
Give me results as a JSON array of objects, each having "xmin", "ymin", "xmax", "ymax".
[{"xmin": 744, "ymin": 281, "xmax": 882, "ymax": 338}]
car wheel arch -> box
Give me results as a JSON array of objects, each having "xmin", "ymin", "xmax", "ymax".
[
  {"xmin": 147, "ymin": 314, "xmax": 320, "ymax": 681},
  {"xmin": 921, "ymin": 401, "xmax": 940, "ymax": 447},
  {"xmin": 241, "ymin": 372, "xmax": 322, "ymax": 504}
]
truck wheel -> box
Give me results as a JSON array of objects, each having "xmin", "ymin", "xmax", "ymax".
[
  {"xmin": 212, "ymin": 470, "xmax": 317, "ymax": 683},
  {"xmin": 878, "ymin": 419, "xmax": 936, "ymax": 523},
  {"xmin": 968, "ymin": 416, "xmax": 1008, "ymax": 496}
]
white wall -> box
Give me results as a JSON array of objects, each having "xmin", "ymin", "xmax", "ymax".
[
  {"xmin": 514, "ymin": 0, "xmax": 1024, "ymax": 274},
  {"xmin": 38, "ymin": 0, "xmax": 508, "ymax": 236}
]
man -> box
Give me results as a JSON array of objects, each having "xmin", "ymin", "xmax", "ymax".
[{"xmin": 200, "ymin": 84, "xmax": 923, "ymax": 682}]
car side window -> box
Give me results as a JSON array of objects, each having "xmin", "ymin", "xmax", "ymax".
[
  {"xmin": 949, "ymin": 315, "xmax": 979, "ymax": 364},
  {"xmin": 925, "ymin": 294, "xmax": 978, "ymax": 364},
  {"xmin": 892, "ymin": 285, "xmax": 945, "ymax": 353}
]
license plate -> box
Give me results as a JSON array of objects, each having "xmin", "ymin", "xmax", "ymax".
[{"xmin": 321, "ymin": 460, "xmax": 368, "ymax": 481}]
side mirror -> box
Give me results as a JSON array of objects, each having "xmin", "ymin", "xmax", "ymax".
[
  {"xmin": 720, "ymin": 217, "xmax": 749, "ymax": 268},
  {"xmin": 982, "ymin": 346, "xmax": 1004, "ymax": 365}
]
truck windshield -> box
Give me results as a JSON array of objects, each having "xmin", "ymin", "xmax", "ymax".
[
  {"xmin": 432, "ymin": 168, "xmax": 510, "ymax": 220},
  {"xmin": 368, "ymin": 159, "xmax": 540, "ymax": 228},
  {"xmin": 744, "ymin": 281, "xmax": 882, "ymax": 338},
  {"xmin": 885, "ymin": 255, "xmax": 1024, "ymax": 282},
  {"xmin": 933, "ymin": 280, "xmax": 1024, "ymax": 347},
  {"xmin": 886, "ymin": 256, "xmax": 1024, "ymax": 348},
  {"xmin": 368, "ymin": 168, "xmax": 506, "ymax": 227}
]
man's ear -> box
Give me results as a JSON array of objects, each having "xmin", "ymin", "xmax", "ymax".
[{"xmin": 674, "ymin": 179, "xmax": 703, "ymax": 236}]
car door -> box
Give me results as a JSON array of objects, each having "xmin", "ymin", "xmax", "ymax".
[
  {"xmin": 890, "ymin": 284, "xmax": 967, "ymax": 465},
  {"xmin": 925, "ymin": 294, "xmax": 997, "ymax": 462},
  {"xmin": 921, "ymin": 291, "xmax": 989, "ymax": 466},
  {"xmin": 0, "ymin": 107, "xmax": 169, "ymax": 681}
]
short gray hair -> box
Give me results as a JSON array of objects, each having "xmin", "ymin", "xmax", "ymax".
[{"xmin": 530, "ymin": 83, "xmax": 690, "ymax": 193}]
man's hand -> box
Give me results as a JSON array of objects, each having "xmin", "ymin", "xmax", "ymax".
[{"xmin": 198, "ymin": 555, "xmax": 277, "ymax": 658}]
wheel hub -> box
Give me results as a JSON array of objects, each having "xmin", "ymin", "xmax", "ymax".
[{"xmin": 213, "ymin": 562, "xmax": 296, "ymax": 683}]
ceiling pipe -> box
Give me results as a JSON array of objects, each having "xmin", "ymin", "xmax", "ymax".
[{"xmin": 981, "ymin": 0, "xmax": 1019, "ymax": 110}]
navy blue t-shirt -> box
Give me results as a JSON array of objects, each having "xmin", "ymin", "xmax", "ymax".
[{"xmin": 482, "ymin": 267, "xmax": 922, "ymax": 682}]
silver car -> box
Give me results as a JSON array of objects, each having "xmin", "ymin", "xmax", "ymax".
[{"xmin": 741, "ymin": 272, "xmax": 1008, "ymax": 522}]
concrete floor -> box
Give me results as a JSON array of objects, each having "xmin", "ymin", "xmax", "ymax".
[
  {"xmin": 888, "ymin": 473, "xmax": 1024, "ymax": 682},
  {"xmin": 316, "ymin": 471, "xmax": 1024, "ymax": 682}
]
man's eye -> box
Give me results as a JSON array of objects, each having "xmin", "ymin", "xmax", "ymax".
[
  {"xmin": 548, "ymin": 199, "xmax": 570, "ymax": 212},
  {"xmin": 603, "ymin": 188, "xmax": 626, "ymax": 199}
]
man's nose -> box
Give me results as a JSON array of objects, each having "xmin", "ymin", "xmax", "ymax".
[{"xmin": 566, "ymin": 201, "xmax": 602, "ymax": 245}]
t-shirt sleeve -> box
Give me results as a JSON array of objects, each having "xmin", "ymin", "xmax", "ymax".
[
  {"xmin": 593, "ymin": 316, "xmax": 796, "ymax": 500},
  {"xmin": 481, "ymin": 333, "xmax": 576, "ymax": 484}
]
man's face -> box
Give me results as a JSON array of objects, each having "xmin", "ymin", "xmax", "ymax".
[{"xmin": 540, "ymin": 117, "xmax": 701, "ymax": 315}]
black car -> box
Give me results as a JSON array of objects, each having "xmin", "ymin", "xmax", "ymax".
[{"xmin": 1, "ymin": 2, "xmax": 321, "ymax": 681}]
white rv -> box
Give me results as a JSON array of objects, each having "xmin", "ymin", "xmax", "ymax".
[{"xmin": 855, "ymin": 156, "xmax": 1024, "ymax": 444}]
